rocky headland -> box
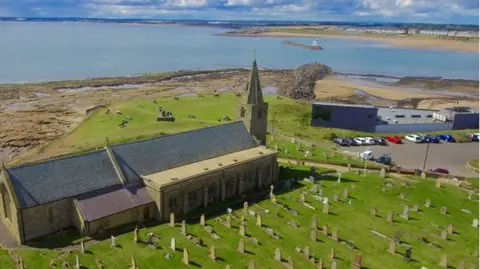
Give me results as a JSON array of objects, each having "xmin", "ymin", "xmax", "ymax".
[{"xmin": 278, "ymin": 62, "xmax": 333, "ymax": 100}]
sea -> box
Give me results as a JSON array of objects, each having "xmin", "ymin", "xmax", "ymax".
[{"xmin": 0, "ymin": 22, "xmax": 478, "ymax": 83}]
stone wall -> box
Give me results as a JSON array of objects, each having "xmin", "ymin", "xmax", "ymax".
[
  {"xmin": 86, "ymin": 203, "xmax": 155, "ymax": 235},
  {"xmin": 159, "ymin": 154, "xmax": 277, "ymax": 222},
  {"xmin": 22, "ymin": 198, "xmax": 72, "ymax": 241}
]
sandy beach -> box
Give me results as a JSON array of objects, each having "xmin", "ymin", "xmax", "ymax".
[{"xmin": 229, "ymin": 31, "xmax": 479, "ymax": 53}]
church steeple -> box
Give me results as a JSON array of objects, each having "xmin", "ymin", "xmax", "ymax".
[
  {"xmin": 244, "ymin": 58, "xmax": 264, "ymax": 105},
  {"xmin": 237, "ymin": 57, "xmax": 269, "ymax": 145}
]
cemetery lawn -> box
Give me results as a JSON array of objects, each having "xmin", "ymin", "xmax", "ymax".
[
  {"xmin": 13, "ymin": 166, "xmax": 479, "ymax": 269},
  {"xmin": 30, "ymin": 92, "xmax": 475, "ymax": 163}
]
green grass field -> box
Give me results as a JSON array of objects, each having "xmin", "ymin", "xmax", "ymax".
[
  {"xmin": 34, "ymin": 92, "xmax": 476, "ymax": 163},
  {"xmin": 9, "ymin": 166, "xmax": 479, "ymax": 269}
]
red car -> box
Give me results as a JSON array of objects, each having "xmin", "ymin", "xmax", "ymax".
[
  {"xmin": 386, "ymin": 136, "xmax": 402, "ymax": 144},
  {"xmin": 428, "ymin": 168, "xmax": 449, "ymax": 174}
]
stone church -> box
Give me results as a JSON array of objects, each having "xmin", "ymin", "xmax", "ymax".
[{"xmin": 0, "ymin": 59, "xmax": 278, "ymax": 244}]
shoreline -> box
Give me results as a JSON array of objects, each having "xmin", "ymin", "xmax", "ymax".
[{"xmin": 220, "ymin": 31, "xmax": 479, "ymax": 53}]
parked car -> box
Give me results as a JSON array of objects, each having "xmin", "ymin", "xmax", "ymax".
[
  {"xmin": 333, "ymin": 138, "xmax": 350, "ymax": 146},
  {"xmin": 386, "ymin": 135, "xmax": 402, "ymax": 144},
  {"xmin": 345, "ymin": 138, "xmax": 359, "ymax": 146},
  {"xmin": 465, "ymin": 133, "xmax": 479, "ymax": 142},
  {"xmin": 373, "ymin": 137, "xmax": 387, "ymax": 145},
  {"xmin": 428, "ymin": 168, "xmax": 449, "ymax": 174},
  {"xmin": 354, "ymin": 137, "xmax": 366, "ymax": 145},
  {"xmin": 376, "ymin": 154, "xmax": 392, "ymax": 164},
  {"xmin": 364, "ymin": 137, "xmax": 376, "ymax": 145},
  {"xmin": 359, "ymin": 150, "xmax": 374, "ymax": 160},
  {"xmin": 405, "ymin": 134, "xmax": 423, "ymax": 143},
  {"xmin": 438, "ymin": 134, "xmax": 456, "ymax": 142},
  {"xmin": 420, "ymin": 134, "xmax": 440, "ymax": 143}
]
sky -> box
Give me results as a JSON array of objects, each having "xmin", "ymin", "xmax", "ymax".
[{"xmin": 0, "ymin": 0, "xmax": 478, "ymax": 25}]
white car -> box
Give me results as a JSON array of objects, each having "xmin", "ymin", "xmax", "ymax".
[
  {"xmin": 354, "ymin": 137, "xmax": 366, "ymax": 145},
  {"xmin": 364, "ymin": 137, "xmax": 376, "ymax": 145},
  {"xmin": 405, "ymin": 134, "xmax": 423, "ymax": 143},
  {"xmin": 360, "ymin": 150, "xmax": 374, "ymax": 160}
]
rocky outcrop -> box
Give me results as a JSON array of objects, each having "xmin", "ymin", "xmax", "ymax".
[{"xmin": 279, "ymin": 62, "xmax": 332, "ymax": 100}]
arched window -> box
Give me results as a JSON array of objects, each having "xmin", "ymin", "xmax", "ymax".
[
  {"xmin": 0, "ymin": 184, "xmax": 11, "ymax": 221},
  {"xmin": 48, "ymin": 207, "xmax": 54, "ymax": 224}
]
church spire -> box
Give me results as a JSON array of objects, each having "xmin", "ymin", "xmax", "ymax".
[{"xmin": 244, "ymin": 57, "xmax": 264, "ymax": 105}]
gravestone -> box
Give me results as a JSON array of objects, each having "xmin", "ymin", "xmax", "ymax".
[
  {"xmin": 380, "ymin": 168, "xmax": 386, "ymax": 179},
  {"xmin": 110, "ymin": 236, "xmax": 116, "ymax": 248},
  {"xmin": 404, "ymin": 248, "xmax": 412, "ymax": 260},
  {"xmin": 323, "ymin": 203, "xmax": 329, "ymax": 214},
  {"xmin": 181, "ymin": 220, "xmax": 187, "ymax": 235},
  {"xmin": 394, "ymin": 230, "xmax": 402, "ymax": 243},
  {"xmin": 371, "ymin": 208, "xmax": 377, "ymax": 217},
  {"xmin": 440, "ymin": 256, "xmax": 448, "ymax": 268},
  {"xmin": 440, "ymin": 206, "xmax": 447, "ymax": 215},
  {"xmin": 457, "ymin": 260, "xmax": 465, "ymax": 269},
  {"xmin": 317, "ymin": 258, "xmax": 324, "ymax": 269},
  {"xmin": 400, "ymin": 205, "xmax": 409, "ymax": 220},
  {"xmin": 75, "ymin": 255, "xmax": 80, "ymax": 269},
  {"xmin": 239, "ymin": 223, "xmax": 246, "ymax": 237},
  {"xmin": 271, "ymin": 194, "xmax": 277, "ymax": 204},
  {"xmin": 332, "ymin": 227, "xmax": 338, "ymax": 242},
  {"xmin": 441, "ymin": 229, "xmax": 448, "ymax": 240},
  {"xmin": 310, "ymin": 229, "xmax": 317, "ymax": 242},
  {"xmin": 387, "ymin": 211, "xmax": 394, "ymax": 223},
  {"xmin": 274, "ymin": 248, "xmax": 282, "ymax": 262},
  {"xmin": 311, "ymin": 215, "xmax": 318, "ymax": 229},
  {"xmin": 80, "ymin": 240, "xmax": 85, "ymax": 254},
  {"xmin": 243, "ymin": 201, "xmax": 249, "ymax": 214},
  {"xmin": 270, "ymin": 185, "xmax": 274, "ymax": 196},
  {"xmin": 473, "ymin": 219, "xmax": 479, "ymax": 228},
  {"xmin": 329, "ymin": 248, "xmax": 335, "ymax": 260},
  {"xmin": 256, "ymin": 214, "xmax": 262, "ymax": 227},
  {"xmin": 399, "ymin": 193, "xmax": 406, "ymax": 199},
  {"xmin": 388, "ymin": 239, "xmax": 396, "ymax": 254},
  {"xmin": 425, "ymin": 199, "xmax": 431, "ymax": 208},
  {"xmin": 183, "ymin": 248, "xmax": 189, "ymax": 265},
  {"xmin": 352, "ymin": 253, "xmax": 362, "ymax": 269},
  {"xmin": 209, "ymin": 246, "xmax": 216, "ymax": 261},
  {"xmin": 200, "ymin": 214, "xmax": 206, "ymax": 227},
  {"xmin": 133, "ymin": 227, "xmax": 139, "ymax": 244},
  {"xmin": 436, "ymin": 181, "xmax": 442, "ymax": 188},
  {"xmin": 304, "ymin": 246, "xmax": 310, "ymax": 259},
  {"xmin": 226, "ymin": 215, "xmax": 232, "ymax": 228},
  {"xmin": 170, "ymin": 237, "xmax": 176, "ymax": 251},
  {"xmin": 343, "ymin": 188, "xmax": 349, "ymax": 199},
  {"xmin": 248, "ymin": 260, "xmax": 256, "ymax": 269},
  {"xmin": 447, "ymin": 224, "xmax": 453, "ymax": 235},
  {"xmin": 300, "ymin": 193, "xmax": 306, "ymax": 203},
  {"xmin": 337, "ymin": 173, "xmax": 342, "ymax": 183},
  {"xmin": 287, "ymin": 257, "xmax": 294, "ymax": 269},
  {"xmin": 333, "ymin": 195, "xmax": 338, "ymax": 202},
  {"xmin": 237, "ymin": 239, "xmax": 245, "ymax": 254},
  {"xmin": 412, "ymin": 204, "xmax": 419, "ymax": 212},
  {"xmin": 322, "ymin": 224, "xmax": 329, "ymax": 235},
  {"xmin": 170, "ymin": 213, "xmax": 175, "ymax": 227},
  {"xmin": 331, "ymin": 260, "xmax": 337, "ymax": 269},
  {"xmin": 421, "ymin": 172, "xmax": 427, "ymax": 179},
  {"xmin": 468, "ymin": 191, "xmax": 473, "ymax": 200}
]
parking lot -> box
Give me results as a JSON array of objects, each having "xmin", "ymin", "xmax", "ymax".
[{"xmin": 339, "ymin": 142, "xmax": 479, "ymax": 177}]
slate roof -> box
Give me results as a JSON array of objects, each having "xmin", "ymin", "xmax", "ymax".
[
  {"xmin": 112, "ymin": 121, "xmax": 257, "ymax": 182},
  {"xmin": 75, "ymin": 183, "xmax": 153, "ymax": 222},
  {"xmin": 8, "ymin": 150, "xmax": 121, "ymax": 208}
]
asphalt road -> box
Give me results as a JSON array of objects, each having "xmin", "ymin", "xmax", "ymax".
[{"xmin": 339, "ymin": 142, "xmax": 479, "ymax": 177}]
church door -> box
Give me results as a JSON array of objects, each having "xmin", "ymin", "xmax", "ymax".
[{"xmin": 143, "ymin": 206, "xmax": 150, "ymax": 220}]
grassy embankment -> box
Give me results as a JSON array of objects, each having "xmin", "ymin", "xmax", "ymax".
[
  {"xmin": 7, "ymin": 165, "xmax": 479, "ymax": 269},
  {"xmin": 23, "ymin": 92, "xmax": 477, "ymax": 165}
]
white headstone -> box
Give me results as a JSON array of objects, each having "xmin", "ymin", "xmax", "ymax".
[
  {"xmin": 473, "ymin": 219, "xmax": 479, "ymax": 228},
  {"xmin": 227, "ymin": 208, "xmax": 233, "ymax": 215},
  {"xmin": 323, "ymin": 197, "xmax": 329, "ymax": 204},
  {"xmin": 170, "ymin": 237, "xmax": 176, "ymax": 251}
]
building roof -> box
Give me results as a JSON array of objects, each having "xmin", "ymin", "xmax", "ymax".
[
  {"xmin": 243, "ymin": 58, "xmax": 264, "ymax": 105},
  {"xmin": 377, "ymin": 107, "xmax": 436, "ymax": 124},
  {"xmin": 8, "ymin": 150, "xmax": 121, "ymax": 208},
  {"xmin": 312, "ymin": 102, "xmax": 376, "ymax": 109},
  {"xmin": 111, "ymin": 121, "xmax": 258, "ymax": 182},
  {"xmin": 143, "ymin": 146, "xmax": 275, "ymax": 188},
  {"xmin": 75, "ymin": 183, "xmax": 154, "ymax": 222}
]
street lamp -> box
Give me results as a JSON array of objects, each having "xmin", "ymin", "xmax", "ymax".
[{"xmin": 422, "ymin": 141, "xmax": 431, "ymax": 172}]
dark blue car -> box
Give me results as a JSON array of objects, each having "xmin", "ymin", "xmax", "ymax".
[
  {"xmin": 438, "ymin": 134, "xmax": 456, "ymax": 142},
  {"xmin": 376, "ymin": 154, "xmax": 392, "ymax": 164},
  {"xmin": 424, "ymin": 135, "xmax": 440, "ymax": 143}
]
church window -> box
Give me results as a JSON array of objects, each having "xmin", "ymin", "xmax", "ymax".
[
  {"xmin": 48, "ymin": 207, "xmax": 54, "ymax": 224},
  {"xmin": 257, "ymin": 109, "xmax": 262, "ymax": 118},
  {"xmin": 240, "ymin": 107, "xmax": 246, "ymax": 117},
  {"xmin": 1, "ymin": 184, "xmax": 11, "ymax": 221},
  {"xmin": 168, "ymin": 197, "xmax": 178, "ymax": 209}
]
